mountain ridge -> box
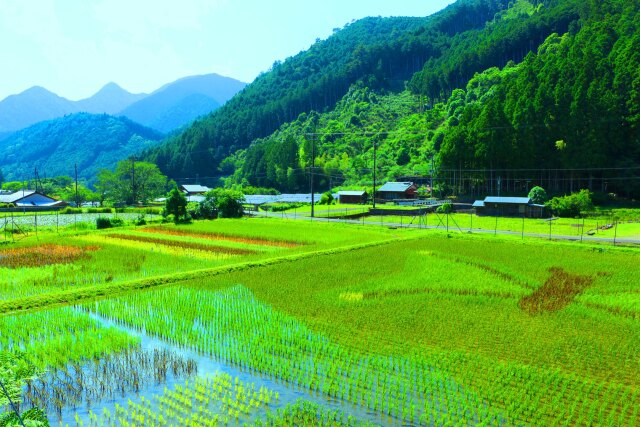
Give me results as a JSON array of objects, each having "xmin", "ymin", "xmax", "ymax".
[
  {"xmin": 0, "ymin": 73, "xmax": 247, "ymax": 134},
  {"xmin": 0, "ymin": 113, "xmax": 164, "ymax": 183}
]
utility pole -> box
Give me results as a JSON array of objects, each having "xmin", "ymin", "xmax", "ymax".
[
  {"xmin": 430, "ymin": 157, "xmax": 434, "ymax": 199},
  {"xmin": 74, "ymin": 164, "xmax": 79, "ymax": 208},
  {"xmin": 310, "ymin": 135, "xmax": 315, "ymax": 218},
  {"xmin": 372, "ymin": 139, "xmax": 377, "ymax": 209},
  {"xmin": 131, "ymin": 156, "xmax": 136, "ymax": 206}
]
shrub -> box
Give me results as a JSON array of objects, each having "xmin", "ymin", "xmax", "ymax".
[
  {"xmin": 528, "ymin": 186, "xmax": 548, "ymax": 205},
  {"xmin": 60, "ymin": 207, "xmax": 82, "ymax": 215},
  {"xmin": 546, "ymin": 190, "xmax": 594, "ymax": 217},
  {"xmin": 319, "ymin": 192, "xmax": 334, "ymax": 205},
  {"xmin": 261, "ymin": 202, "xmax": 305, "ymax": 212},
  {"xmin": 96, "ymin": 217, "xmax": 125, "ymax": 229},
  {"xmin": 436, "ymin": 202, "xmax": 453, "ymax": 214},
  {"xmin": 96, "ymin": 217, "xmax": 112, "ymax": 229},
  {"xmin": 134, "ymin": 214, "xmax": 147, "ymax": 226},
  {"xmin": 212, "ymin": 189, "xmax": 244, "ymax": 218},
  {"xmin": 86, "ymin": 207, "xmax": 112, "ymax": 214}
]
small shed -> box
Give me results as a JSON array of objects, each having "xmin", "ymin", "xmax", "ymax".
[
  {"xmin": 473, "ymin": 196, "xmax": 547, "ymax": 218},
  {"xmin": 376, "ymin": 182, "xmax": 417, "ymax": 200},
  {"xmin": 338, "ymin": 190, "xmax": 368, "ymax": 204},
  {"xmin": 180, "ymin": 185, "xmax": 210, "ymax": 196}
]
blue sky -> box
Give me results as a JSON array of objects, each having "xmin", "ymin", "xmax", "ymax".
[{"xmin": 0, "ymin": 0, "xmax": 455, "ymax": 100}]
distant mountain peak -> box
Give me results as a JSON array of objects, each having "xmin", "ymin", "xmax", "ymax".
[{"xmin": 18, "ymin": 85, "xmax": 60, "ymax": 97}]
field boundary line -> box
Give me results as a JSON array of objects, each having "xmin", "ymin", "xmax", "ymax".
[{"xmin": 0, "ymin": 237, "xmax": 410, "ymax": 317}]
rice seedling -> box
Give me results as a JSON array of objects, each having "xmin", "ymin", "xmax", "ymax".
[
  {"xmin": 0, "ymin": 307, "xmax": 138, "ymax": 370},
  {"xmin": 21, "ymin": 347, "xmax": 198, "ymax": 422},
  {"xmin": 80, "ymin": 373, "xmax": 279, "ymax": 426},
  {"xmin": 82, "ymin": 285, "xmax": 503, "ymax": 425},
  {"xmin": 250, "ymin": 399, "xmax": 377, "ymax": 427}
]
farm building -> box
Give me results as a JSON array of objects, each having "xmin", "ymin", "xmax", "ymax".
[
  {"xmin": 473, "ymin": 196, "xmax": 547, "ymax": 218},
  {"xmin": 180, "ymin": 185, "xmax": 211, "ymax": 196},
  {"xmin": 338, "ymin": 190, "xmax": 368, "ymax": 204},
  {"xmin": 376, "ymin": 182, "xmax": 417, "ymax": 201},
  {"xmin": 0, "ymin": 190, "xmax": 67, "ymax": 209}
]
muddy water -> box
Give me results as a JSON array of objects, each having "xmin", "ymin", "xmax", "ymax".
[{"xmin": 53, "ymin": 313, "xmax": 413, "ymax": 426}]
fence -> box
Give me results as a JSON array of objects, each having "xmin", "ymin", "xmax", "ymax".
[
  {"xmin": 1, "ymin": 212, "xmax": 161, "ymax": 242},
  {"xmin": 254, "ymin": 208, "xmax": 639, "ymax": 246}
]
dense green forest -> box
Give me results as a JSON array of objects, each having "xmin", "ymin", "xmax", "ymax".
[
  {"xmin": 148, "ymin": 0, "xmax": 640, "ymax": 198},
  {"xmin": 0, "ymin": 113, "xmax": 163, "ymax": 183},
  {"xmin": 144, "ymin": 0, "xmax": 516, "ymax": 178}
]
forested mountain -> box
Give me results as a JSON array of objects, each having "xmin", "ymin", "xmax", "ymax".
[
  {"xmin": 145, "ymin": 0, "xmax": 516, "ymax": 178},
  {"xmin": 223, "ymin": 0, "xmax": 639, "ymax": 197},
  {"xmin": 120, "ymin": 74, "xmax": 247, "ymax": 133},
  {"xmin": 76, "ymin": 82, "xmax": 147, "ymax": 115},
  {"xmin": 149, "ymin": 0, "xmax": 638, "ymax": 197},
  {"xmin": 0, "ymin": 84, "xmax": 146, "ymax": 132},
  {"xmin": 0, "ymin": 86, "xmax": 77, "ymax": 132},
  {"xmin": 0, "ymin": 113, "xmax": 163, "ymax": 182}
]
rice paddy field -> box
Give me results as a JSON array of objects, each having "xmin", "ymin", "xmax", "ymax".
[{"xmin": 0, "ymin": 216, "xmax": 638, "ymax": 426}]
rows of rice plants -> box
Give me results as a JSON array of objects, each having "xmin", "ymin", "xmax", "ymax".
[
  {"xmin": 74, "ymin": 234, "xmax": 240, "ymax": 263},
  {"xmin": 23, "ymin": 347, "xmax": 197, "ymax": 421},
  {"xmin": 83, "ymin": 285, "xmax": 506, "ymax": 425},
  {"xmin": 0, "ymin": 307, "xmax": 138, "ymax": 370},
  {"xmin": 141, "ymin": 226, "xmax": 301, "ymax": 248},
  {"xmin": 176, "ymin": 234, "xmax": 640, "ymax": 425},
  {"xmin": 77, "ymin": 373, "xmax": 279, "ymax": 427},
  {"xmin": 250, "ymin": 399, "xmax": 376, "ymax": 427},
  {"xmin": 105, "ymin": 233, "xmax": 258, "ymax": 255}
]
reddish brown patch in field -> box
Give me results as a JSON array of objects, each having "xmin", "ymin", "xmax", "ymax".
[
  {"xmin": 141, "ymin": 227, "xmax": 301, "ymax": 248},
  {"xmin": 519, "ymin": 268, "xmax": 594, "ymax": 315},
  {"xmin": 0, "ymin": 244, "xmax": 94, "ymax": 269},
  {"xmin": 107, "ymin": 233, "xmax": 257, "ymax": 255}
]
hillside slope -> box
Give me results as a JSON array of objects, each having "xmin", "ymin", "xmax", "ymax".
[
  {"xmin": 76, "ymin": 82, "xmax": 147, "ymax": 114},
  {"xmin": 120, "ymin": 74, "xmax": 246, "ymax": 133},
  {"xmin": 0, "ymin": 113, "xmax": 163, "ymax": 182},
  {"xmin": 145, "ymin": 0, "xmax": 516, "ymax": 178},
  {"xmin": 225, "ymin": 0, "xmax": 639, "ymax": 197},
  {"xmin": 0, "ymin": 86, "xmax": 78, "ymax": 133}
]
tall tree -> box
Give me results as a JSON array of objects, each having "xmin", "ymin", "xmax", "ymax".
[{"xmin": 96, "ymin": 160, "xmax": 167, "ymax": 205}]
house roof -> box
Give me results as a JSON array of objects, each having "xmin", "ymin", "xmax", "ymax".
[
  {"xmin": 484, "ymin": 196, "xmax": 531, "ymax": 205},
  {"xmin": 243, "ymin": 193, "xmax": 334, "ymax": 205},
  {"xmin": 0, "ymin": 190, "xmax": 38, "ymax": 203},
  {"xmin": 472, "ymin": 200, "xmax": 485, "ymax": 208},
  {"xmin": 338, "ymin": 191, "xmax": 367, "ymax": 196},
  {"xmin": 377, "ymin": 182, "xmax": 415, "ymax": 193},
  {"xmin": 181, "ymin": 185, "xmax": 210, "ymax": 193}
]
